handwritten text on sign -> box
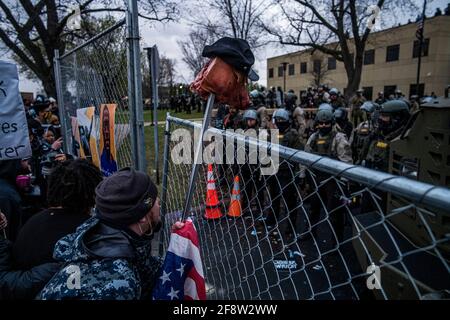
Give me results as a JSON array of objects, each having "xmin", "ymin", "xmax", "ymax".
[{"xmin": 0, "ymin": 61, "xmax": 32, "ymax": 160}]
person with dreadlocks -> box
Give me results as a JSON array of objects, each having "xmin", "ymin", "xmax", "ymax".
[{"xmin": 0, "ymin": 159, "xmax": 102, "ymax": 299}]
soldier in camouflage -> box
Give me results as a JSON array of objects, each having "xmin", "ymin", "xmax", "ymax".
[
  {"xmin": 329, "ymin": 88, "xmax": 346, "ymax": 110},
  {"xmin": 292, "ymin": 104, "xmax": 307, "ymax": 144},
  {"xmin": 364, "ymin": 100, "xmax": 410, "ymax": 172},
  {"xmin": 351, "ymin": 101, "xmax": 379, "ymax": 165},
  {"xmin": 349, "ymin": 89, "xmax": 367, "ymax": 128},
  {"xmin": 266, "ymin": 109, "xmax": 303, "ymax": 238},
  {"xmin": 38, "ymin": 168, "xmax": 181, "ymax": 300},
  {"xmin": 300, "ymin": 108, "xmax": 352, "ymax": 243}
]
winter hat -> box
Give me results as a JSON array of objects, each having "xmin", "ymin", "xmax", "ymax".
[{"xmin": 95, "ymin": 167, "xmax": 158, "ymax": 228}]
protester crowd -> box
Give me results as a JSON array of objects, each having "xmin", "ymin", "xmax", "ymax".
[
  {"xmin": 0, "ymin": 83, "xmax": 438, "ymax": 299},
  {"xmin": 0, "ymin": 94, "xmax": 183, "ymax": 300}
]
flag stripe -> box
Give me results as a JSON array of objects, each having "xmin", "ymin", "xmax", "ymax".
[
  {"xmin": 168, "ymin": 233, "xmax": 204, "ymax": 278},
  {"xmin": 187, "ymin": 266, "xmax": 207, "ymax": 300},
  {"xmin": 184, "ymin": 277, "xmax": 199, "ymax": 300},
  {"xmin": 173, "ymin": 220, "xmax": 200, "ymax": 247}
]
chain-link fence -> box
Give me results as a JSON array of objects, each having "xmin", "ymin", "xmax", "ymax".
[
  {"xmin": 54, "ymin": 1, "xmax": 146, "ymax": 171},
  {"xmin": 161, "ymin": 115, "xmax": 450, "ymax": 300}
]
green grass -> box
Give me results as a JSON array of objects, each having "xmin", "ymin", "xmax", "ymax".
[
  {"xmin": 143, "ymin": 110, "xmax": 203, "ymax": 123},
  {"xmin": 144, "ymin": 111, "xmax": 203, "ymax": 188}
]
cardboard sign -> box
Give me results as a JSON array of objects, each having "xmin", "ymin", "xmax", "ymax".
[
  {"xmin": 99, "ymin": 104, "xmax": 118, "ymax": 176},
  {"xmin": 76, "ymin": 107, "xmax": 100, "ymax": 168},
  {"xmin": 0, "ymin": 61, "xmax": 32, "ymax": 160}
]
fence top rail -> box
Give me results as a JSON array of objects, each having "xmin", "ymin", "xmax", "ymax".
[
  {"xmin": 166, "ymin": 115, "xmax": 450, "ymax": 213},
  {"xmin": 59, "ymin": 18, "xmax": 126, "ymax": 59}
]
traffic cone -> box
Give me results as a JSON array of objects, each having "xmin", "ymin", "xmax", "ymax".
[
  {"xmin": 204, "ymin": 164, "xmax": 222, "ymax": 220},
  {"xmin": 227, "ymin": 176, "xmax": 242, "ymax": 217}
]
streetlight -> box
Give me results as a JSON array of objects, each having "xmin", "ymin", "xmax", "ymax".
[{"xmin": 281, "ymin": 62, "xmax": 288, "ymax": 94}]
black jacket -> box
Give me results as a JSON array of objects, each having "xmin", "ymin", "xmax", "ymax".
[
  {"xmin": 0, "ymin": 160, "xmax": 22, "ymax": 241},
  {"xmin": 12, "ymin": 208, "xmax": 89, "ymax": 270},
  {"xmin": 0, "ymin": 238, "xmax": 60, "ymax": 300}
]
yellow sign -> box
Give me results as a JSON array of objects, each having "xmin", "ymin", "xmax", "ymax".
[{"xmin": 376, "ymin": 141, "xmax": 388, "ymax": 149}]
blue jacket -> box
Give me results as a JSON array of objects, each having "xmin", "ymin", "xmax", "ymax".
[{"xmin": 38, "ymin": 217, "xmax": 162, "ymax": 300}]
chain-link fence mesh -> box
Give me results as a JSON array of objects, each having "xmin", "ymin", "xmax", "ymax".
[
  {"xmin": 161, "ymin": 116, "xmax": 450, "ymax": 300},
  {"xmin": 55, "ymin": 20, "xmax": 134, "ymax": 169}
]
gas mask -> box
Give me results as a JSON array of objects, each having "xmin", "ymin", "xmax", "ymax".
[
  {"xmin": 319, "ymin": 126, "xmax": 333, "ymax": 136},
  {"xmin": 275, "ymin": 120, "xmax": 290, "ymax": 133}
]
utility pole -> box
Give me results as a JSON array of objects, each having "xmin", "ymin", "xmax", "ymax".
[
  {"xmin": 281, "ymin": 62, "xmax": 288, "ymax": 93},
  {"xmin": 416, "ymin": 0, "xmax": 427, "ymax": 98}
]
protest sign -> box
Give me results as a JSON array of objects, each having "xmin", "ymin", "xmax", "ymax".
[{"xmin": 0, "ymin": 61, "xmax": 31, "ymax": 160}]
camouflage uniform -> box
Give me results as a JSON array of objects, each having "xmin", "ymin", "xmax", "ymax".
[
  {"xmin": 256, "ymin": 106, "xmax": 269, "ymax": 129},
  {"xmin": 301, "ymin": 128, "xmax": 352, "ymax": 242},
  {"xmin": 364, "ymin": 126, "xmax": 404, "ymax": 172},
  {"xmin": 38, "ymin": 217, "xmax": 162, "ymax": 300},
  {"xmin": 351, "ymin": 120, "xmax": 375, "ymax": 165},
  {"xmin": 266, "ymin": 128, "xmax": 303, "ymax": 235},
  {"xmin": 330, "ymin": 97, "xmax": 346, "ymax": 110},
  {"xmin": 349, "ymin": 95, "xmax": 366, "ymax": 127},
  {"xmin": 292, "ymin": 106, "xmax": 307, "ymax": 144}
]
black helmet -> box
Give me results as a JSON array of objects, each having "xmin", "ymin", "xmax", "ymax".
[
  {"xmin": 273, "ymin": 108, "xmax": 291, "ymax": 133},
  {"xmin": 378, "ymin": 100, "xmax": 410, "ymax": 134},
  {"xmin": 315, "ymin": 108, "xmax": 334, "ymax": 123},
  {"xmin": 333, "ymin": 107, "xmax": 348, "ymax": 121},
  {"xmin": 361, "ymin": 101, "xmax": 377, "ymax": 113},
  {"xmin": 380, "ymin": 100, "xmax": 410, "ymax": 114},
  {"xmin": 243, "ymin": 109, "xmax": 258, "ymax": 121},
  {"xmin": 273, "ymin": 108, "xmax": 290, "ymax": 122},
  {"xmin": 318, "ymin": 103, "xmax": 333, "ymax": 112}
]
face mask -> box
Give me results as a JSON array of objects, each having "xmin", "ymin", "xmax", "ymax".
[
  {"xmin": 276, "ymin": 121, "xmax": 290, "ymax": 133},
  {"xmin": 319, "ymin": 126, "xmax": 332, "ymax": 135}
]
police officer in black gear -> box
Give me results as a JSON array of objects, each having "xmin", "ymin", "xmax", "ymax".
[
  {"xmin": 334, "ymin": 107, "xmax": 353, "ymax": 140},
  {"xmin": 301, "ymin": 109, "xmax": 352, "ymax": 244},
  {"xmin": 266, "ymin": 109, "xmax": 303, "ymax": 239},
  {"xmin": 284, "ymin": 89, "xmax": 298, "ymax": 112},
  {"xmin": 240, "ymin": 110, "xmax": 265, "ymax": 217},
  {"xmin": 365, "ymin": 100, "xmax": 410, "ymax": 172}
]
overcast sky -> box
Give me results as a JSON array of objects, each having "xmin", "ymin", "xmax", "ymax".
[{"xmin": 17, "ymin": 0, "xmax": 447, "ymax": 95}]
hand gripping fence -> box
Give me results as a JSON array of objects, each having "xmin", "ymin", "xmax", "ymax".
[{"xmin": 160, "ymin": 115, "xmax": 450, "ymax": 300}]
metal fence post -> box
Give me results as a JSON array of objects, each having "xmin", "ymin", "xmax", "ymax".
[
  {"xmin": 159, "ymin": 112, "xmax": 172, "ymax": 255},
  {"xmin": 53, "ymin": 49, "xmax": 72, "ymax": 155},
  {"xmin": 126, "ymin": 0, "xmax": 146, "ymax": 171}
]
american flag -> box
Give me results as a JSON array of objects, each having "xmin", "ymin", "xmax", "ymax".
[{"xmin": 152, "ymin": 219, "xmax": 206, "ymax": 300}]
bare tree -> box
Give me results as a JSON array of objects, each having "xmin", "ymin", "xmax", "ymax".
[
  {"xmin": 190, "ymin": 0, "xmax": 272, "ymax": 48},
  {"xmin": 159, "ymin": 56, "xmax": 177, "ymax": 89},
  {"xmin": 262, "ymin": 0, "xmax": 417, "ymax": 98},
  {"xmin": 177, "ymin": 25, "xmax": 218, "ymax": 77},
  {"xmin": 310, "ymin": 56, "xmax": 330, "ymax": 87},
  {"xmin": 0, "ymin": 0, "xmax": 178, "ymax": 97}
]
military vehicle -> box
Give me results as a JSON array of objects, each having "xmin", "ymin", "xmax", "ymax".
[{"xmin": 352, "ymin": 87, "xmax": 450, "ymax": 299}]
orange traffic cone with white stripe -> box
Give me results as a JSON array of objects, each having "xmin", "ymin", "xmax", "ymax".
[
  {"xmin": 227, "ymin": 176, "xmax": 242, "ymax": 217},
  {"xmin": 204, "ymin": 164, "xmax": 222, "ymax": 220}
]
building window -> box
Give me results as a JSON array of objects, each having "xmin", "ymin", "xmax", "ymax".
[
  {"xmin": 364, "ymin": 49, "xmax": 375, "ymax": 65},
  {"xmin": 313, "ymin": 60, "xmax": 321, "ymax": 73},
  {"xmin": 384, "ymin": 85, "xmax": 397, "ymax": 98},
  {"xmin": 268, "ymin": 68, "xmax": 274, "ymax": 78},
  {"xmin": 386, "ymin": 44, "xmax": 400, "ymax": 62},
  {"xmin": 288, "ymin": 64, "xmax": 295, "ymax": 76},
  {"xmin": 409, "ymin": 83, "xmax": 425, "ymax": 97},
  {"xmin": 327, "ymin": 57, "xmax": 336, "ymax": 70},
  {"xmin": 300, "ymin": 62, "xmax": 307, "ymax": 74},
  {"xmin": 413, "ymin": 38, "xmax": 430, "ymax": 58},
  {"xmin": 278, "ymin": 66, "xmax": 283, "ymax": 77},
  {"xmin": 363, "ymin": 87, "xmax": 373, "ymax": 100}
]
